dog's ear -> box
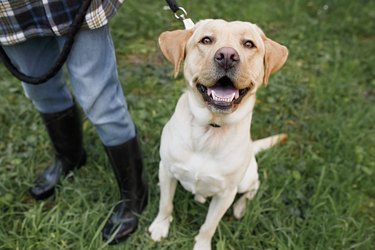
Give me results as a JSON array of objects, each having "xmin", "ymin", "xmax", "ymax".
[
  {"xmin": 159, "ymin": 29, "xmax": 193, "ymax": 77},
  {"xmin": 263, "ymin": 38, "xmax": 288, "ymax": 86}
]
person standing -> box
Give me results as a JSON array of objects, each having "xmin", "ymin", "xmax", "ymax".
[{"xmin": 0, "ymin": 0, "xmax": 148, "ymax": 244}]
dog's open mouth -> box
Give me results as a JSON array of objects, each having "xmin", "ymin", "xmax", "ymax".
[{"xmin": 197, "ymin": 76, "xmax": 250, "ymax": 113}]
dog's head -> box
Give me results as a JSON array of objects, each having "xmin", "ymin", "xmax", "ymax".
[{"xmin": 159, "ymin": 19, "xmax": 288, "ymax": 114}]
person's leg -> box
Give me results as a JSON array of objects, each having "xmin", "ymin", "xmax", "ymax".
[
  {"xmin": 2, "ymin": 37, "xmax": 73, "ymax": 113},
  {"xmin": 60, "ymin": 25, "xmax": 135, "ymax": 146},
  {"xmin": 2, "ymin": 38, "xmax": 86, "ymax": 200},
  {"xmin": 60, "ymin": 25, "xmax": 147, "ymax": 244}
]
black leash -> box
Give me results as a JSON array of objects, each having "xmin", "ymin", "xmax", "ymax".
[
  {"xmin": 165, "ymin": 0, "xmax": 195, "ymax": 29},
  {"xmin": 0, "ymin": 0, "xmax": 92, "ymax": 85},
  {"xmin": 165, "ymin": 0, "xmax": 180, "ymax": 13}
]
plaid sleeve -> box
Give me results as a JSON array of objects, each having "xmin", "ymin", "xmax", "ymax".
[
  {"xmin": 0, "ymin": 1, "xmax": 49, "ymax": 44},
  {"xmin": 85, "ymin": 0, "xmax": 124, "ymax": 29},
  {"xmin": 43, "ymin": 0, "xmax": 83, "ymax": 36},
  {"xmin": 0, "ymin": 0, "xmax": 124, "ymax": 45}
]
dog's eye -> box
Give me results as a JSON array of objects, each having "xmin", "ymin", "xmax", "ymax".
[
  {"xmin": 200, "ymin": 36, "xmax": 213, "ymax": 45},
  {"xmin": 244, "ymin": 40, "xmax": 255, "ymax": 49}
]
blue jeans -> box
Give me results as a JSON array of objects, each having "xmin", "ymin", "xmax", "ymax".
[{"xmin": 2, "ymin": 25, "xmax": 135, "ymax": 146}]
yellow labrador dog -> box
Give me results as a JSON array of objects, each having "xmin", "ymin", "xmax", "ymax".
[{"xmin": 149, "ymin": 19, "xmax": 288, "ymax": 250}]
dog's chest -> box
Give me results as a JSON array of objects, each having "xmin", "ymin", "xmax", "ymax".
[
  {"xmin": 165, "ymin": 139, "xmax": 251, "ymax": 197},
  {"xmin": 169, "ymin": 155, "xmax": 229, "ymax": 196}
]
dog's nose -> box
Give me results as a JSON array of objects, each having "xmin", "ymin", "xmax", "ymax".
[{"xmin": 214, "ymin": 47, "xmax": 240, "ymax": 70}]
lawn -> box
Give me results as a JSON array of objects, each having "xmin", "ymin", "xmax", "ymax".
[{"xmin": 0, "ymin": 0, "xmax": 374, "ymax": 249}]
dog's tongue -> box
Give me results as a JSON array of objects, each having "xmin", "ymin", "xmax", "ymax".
[{"xmin": 207, "ymin": 86, "xmax": 239, "ymax": 99}]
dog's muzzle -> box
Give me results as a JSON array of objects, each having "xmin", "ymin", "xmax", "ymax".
[
  {"xmin": 214, "ymin": 47, "xmax": 239, "ymax": 71},
  {"xmin": 197, "ymin": 76, "xmax": 251, "ymax": 113}
]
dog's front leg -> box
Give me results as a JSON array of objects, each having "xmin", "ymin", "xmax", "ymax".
[
  {"xmin": 194, "ymin": 188, "xmax": 237, "ymax": 250},
  {"xmin": 149, "ymin": 161, "xmax": 177, "ymax": 241}
]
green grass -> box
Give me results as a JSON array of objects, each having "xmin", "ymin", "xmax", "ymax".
[{"xmin": 1, "ymin": 0, "xmax": 374, "ymax": 249}]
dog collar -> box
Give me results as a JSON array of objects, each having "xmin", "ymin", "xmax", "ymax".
[{"xmin": 209, "ymin": 123, "xmax": 221, "ymax": 128}]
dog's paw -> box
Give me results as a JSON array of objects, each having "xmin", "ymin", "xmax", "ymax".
[
  {"xmin": 149, "ymin": 216, "xmax": 172, "ymax": 241},
  {"xmin": 194, "ymin": 194, "xmax": 207, "ymax": 204},
  {"xmin": 193, "ymin": 237, "xmax": 212, "ymax": 250},
  {"xmin": 233, "ymin": 198, "xmax": 247, "ymax": 219}
]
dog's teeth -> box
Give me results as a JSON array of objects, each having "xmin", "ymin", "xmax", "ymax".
[
  {"xmin": 212, "ymin": 91, "xmax": 221, "ymax": 102},
  {"xmin": 230, "ymin": 93, "xmax": 235, "ymax": 101},
  {"xmin": 211, "ymin": 90, "xmax": 235, "ymax": 103}
]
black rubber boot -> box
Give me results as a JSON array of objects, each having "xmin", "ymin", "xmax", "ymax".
[
  {"xmin": 102, "ymin": 136, "xmax": 148, "ymax": 244},
  {"xmin": 29, "ymin": 105, "xmax": 86, "ymax": 200}
]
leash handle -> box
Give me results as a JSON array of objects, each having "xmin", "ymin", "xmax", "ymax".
[{"xmin": 165, "ymin": 0, "xmax": 195, "ymax": 29}]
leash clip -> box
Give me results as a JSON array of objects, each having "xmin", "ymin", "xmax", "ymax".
[{"xmin": 173, "ymin": 7, "xmax": 195, "ymax": 29}]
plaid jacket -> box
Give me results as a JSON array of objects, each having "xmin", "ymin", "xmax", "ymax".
[{"xmin": 0, "ymin": 0, "xmax": 124, "ymax": 45}]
